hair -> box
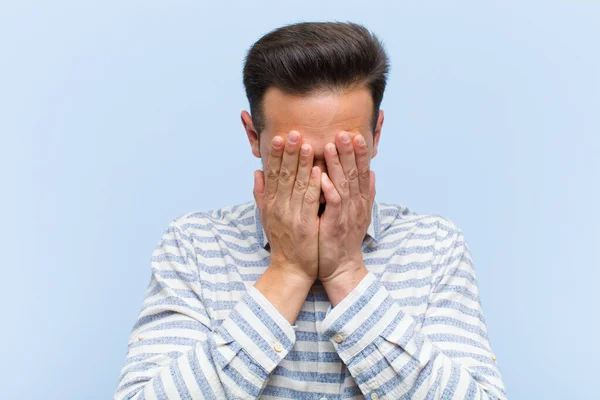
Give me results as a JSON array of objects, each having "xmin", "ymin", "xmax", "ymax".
[{"xmin": 242, "ymin": 21, "xmax": 390, "ymax": 137}]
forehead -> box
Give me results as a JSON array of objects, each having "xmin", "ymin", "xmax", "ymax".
[{"xmin": 260, "ymin": 85, "xmax": 373, "ymax": 152}]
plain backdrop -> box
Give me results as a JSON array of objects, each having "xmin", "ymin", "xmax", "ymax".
[{"xmin": 2, "ymin": 1, "xmax": 598, "ymax": 399}]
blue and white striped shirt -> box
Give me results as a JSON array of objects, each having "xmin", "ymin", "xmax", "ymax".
[{"xmin": 114, "ymin": 199, "xmax": 506, "ymax": 399}]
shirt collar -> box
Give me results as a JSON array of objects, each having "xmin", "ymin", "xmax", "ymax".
[{"xmin": 254, "ymin": 199, "xmax": 382, "ymax": 250}]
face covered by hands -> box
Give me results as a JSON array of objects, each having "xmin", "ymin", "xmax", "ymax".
[
  {"xmin": 253, "ymin": 129, "xmax": 376, "ymax": 285},
  {"xmin": 243, "ymin": 85, "xmax": 382, "ymax": 286}
]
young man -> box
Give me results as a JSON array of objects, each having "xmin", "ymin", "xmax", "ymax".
[{"xmin": 115, "ymin": 22, "xmax": 506, "ymax": 400}]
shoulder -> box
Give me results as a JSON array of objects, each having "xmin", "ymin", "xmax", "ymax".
[
  {"xmin": 166, "ymin": 200, "xmax": 257, "ymax": 239},
  {"xmin": 377, "ymin": 201, "xmax": 462, "ymax": 238},
  {"xmin": 377, "ymin": 201, "xmax": 469, "ymax": 271},
  {"xmin": 376, "ymin": 201, "xmax": 465, "ymax": 261}
]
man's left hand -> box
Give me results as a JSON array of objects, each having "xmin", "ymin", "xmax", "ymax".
[{"xmin": 318, "ymin": 131, "xmax": 375, "ymax": 285}]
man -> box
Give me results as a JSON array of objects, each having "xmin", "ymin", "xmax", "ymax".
[{"xmin": 114, "ymin": 22, "xmax": 506, "ymax": 400}]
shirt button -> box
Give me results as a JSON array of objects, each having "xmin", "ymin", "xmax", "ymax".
[
  {"xmin": 491, "ymin": 353, "xmax": 497, "ymax": 361},
  {"xmin": 319, "ymin": 398, "xmax": 328, "ymax": 400},
  {"xmin": 334, "ymin": 333, "xmax": 344, "ymax": 344},
  {"xmin": 371, "ymin": 393, "xmax": 379, "ymax": 400},
  {"xmin": 274, "ymin": 342, "xmax": 283, "ymax": 352}
]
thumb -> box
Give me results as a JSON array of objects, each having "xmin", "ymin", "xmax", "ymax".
[{"xmin": 253, "ymin": 169, "xmax": 265, "ymax": 211}]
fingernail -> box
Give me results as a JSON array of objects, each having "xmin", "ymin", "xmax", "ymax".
[
  {"xmin": 301, "ymin": 144, "xmax": 310, "ymax": 155},
  {"xmin": 328, "ymin": 143, "xmax": 337, "ymax": 154},
  {"xmin": 273, "ymin": 137, "xmax": 283, "ymax": 149},
  {"xmin": 341, "ymin": 132, "xmax": 350, "ymax": 143},
  {"xmin": 357, "ymin": 135, "xmax": 365, "ymax": 146},
  {"xmin": 288, "ymin": 132, "xmax": 299, "ymax": 144}
]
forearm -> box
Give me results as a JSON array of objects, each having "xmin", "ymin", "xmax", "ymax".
[
  {"xmin": 254, "ymin": 265, "xmax": 314, "ymax": 324},
  {"xmin": 115, "ymin": 222, "xmax": 299, "ymax": 399},
  {"xmin": 319, "ymin": 270, "xmax": 506, "ymax": 400},
  {"xmin": 117, "ymin": 277, "xmax": 300, "ymax": 399}
]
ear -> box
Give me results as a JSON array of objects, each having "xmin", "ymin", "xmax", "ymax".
[
  {"xmin": 241, "ymin": 110, "xmax": 261, "ymax": 158},
  {"xmin": 371, "ymin": 109, "xmax": 383, "ymax": 159}
]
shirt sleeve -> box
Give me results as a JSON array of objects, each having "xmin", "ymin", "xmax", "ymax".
[
  {"xmin": 319, "ymin": 218, "xmax": 507, "ymax": 400},
  {"xmin": 114, "ymin": 219, "xmax": 296, "ymax": 400}
]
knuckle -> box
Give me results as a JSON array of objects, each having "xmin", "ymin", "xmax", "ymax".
[
  {"xmin": 293, "ymin": 179, "xmax": 307, "ymax": 192},
  {"xmin": 279, "ymin": 167, "xmax": 293, "ymax": 181},
  {"xmin": 347, "ymin": 167, "xmax": 359, "ymax": 181},
  {"xmin": 297, "ymin": 216, "xmax": 311, "ymax": 236},
  {"xmin": 359, "ymin": 166, "xmax": 370, "ymax": 179},
  {"xmin": 273, "ymin": 204, "xmax": 285, "ymax": 219},
  {"xmin": 266, "ymin": 168, "xmax": 279, "ymax": 181},
  {"xmin": 331, "ymin": 218, "xmax": 346, "ymax": 234},
  {"xmin": 339, "ymin": 178, "xmax": 349, "ymax": 191},
  {"xmin": 304, "ymin": 192, "xmax": 318, "ymax": 205},
  {"xmin": 298, "ymin": 225, "xmax": 309, "ymax": 237}
]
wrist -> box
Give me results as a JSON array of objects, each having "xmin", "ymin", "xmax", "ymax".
[
  {"xmin": 321, "ymin": 262, "xmax": 368, "ymax": 307},
  {"xmin": 265, "ymin": 262, "xmax": 316, "ymax": 289},
  {"xmin": 320, "ymin": 258, "xmax": 366, "ymax": 284},
  {"xmin": 254, "ymin": 265, "xmax": 314, "ymax": 325}
]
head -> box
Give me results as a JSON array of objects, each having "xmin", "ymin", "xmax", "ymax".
[{"xmin": 241, "ymin": 21, "xmax": 389, "ymax": 207}]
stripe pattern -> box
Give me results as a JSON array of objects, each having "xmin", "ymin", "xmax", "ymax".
[{"xmin": 114, "ymin": 199, "xmax": 506, "ymax": 399}]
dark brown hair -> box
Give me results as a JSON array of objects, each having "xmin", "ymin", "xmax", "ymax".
[{"xmin": 243, "ymin": 21, "xmax": 390, "ymax": 137}]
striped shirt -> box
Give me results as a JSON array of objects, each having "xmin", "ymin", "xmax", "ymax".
[{"xmin": 114, "ymin": 199, "xmax": 507, "ymax": 399}]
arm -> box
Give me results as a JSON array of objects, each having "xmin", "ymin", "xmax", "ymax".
[
  {"xmin": 114, "ymin": 220, "xmax": 308, "ymax": 400},
  {"xmin": 320, "ymin": 219, "xmax": 507, "ymax": 399},
  {"xmin": 116, "ymin": 129, "xmax": 322, "ymax": 400}
]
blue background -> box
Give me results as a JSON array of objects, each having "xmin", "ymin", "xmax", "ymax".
[{"xmin": 2, "ymin": 1, "xmax": 598, "ymax": 399}]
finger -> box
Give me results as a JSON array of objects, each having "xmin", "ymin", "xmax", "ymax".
[
  {"xmin": 276, "ymin": 131, "xmax": 301, "ymax": 201},
  {"xmin": 253, "ymin": 169, "xmax": 265, "ymax": 209},
  {"xmin": 291, "ymin": 143, "xmax": 314, "ymax": 207},
  {"xmin": 353, "ymin": 134, "xmax": 371, "ymax": 201},
  {"xmin": 323, "ymin": 142, "xmax": 349, "ymax": 200},
  {"xmin": 302, "ymin": 166, "xmax": 321, "ymax": 220},
  {"xmin": 370, "ymin": 170, "xmax": 376, "ymax": 209},
  {"xmin": 320, "ymin": 172, "xmax": 342, "ymax": 216},
  {"xmin": 265, "ymin": 136, "xmax": 284, "ymax": 201},
  {"xmin": 335, "ymin": 131, "xmax": 360, "ymax": 198}
]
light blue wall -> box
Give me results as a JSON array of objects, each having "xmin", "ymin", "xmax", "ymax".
[{"xmin": 2, "ymin": 1, "xmax": 598, "ymax": 398}]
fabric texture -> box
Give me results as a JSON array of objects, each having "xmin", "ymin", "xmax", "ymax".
[{"xmin": 114, "ymin": 199, "xmax": 506, "ymax": 399}]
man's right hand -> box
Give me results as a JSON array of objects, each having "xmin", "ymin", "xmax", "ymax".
[{"xmin": 253, "ymin": 131, "xmax": 322, "ymax": 284}]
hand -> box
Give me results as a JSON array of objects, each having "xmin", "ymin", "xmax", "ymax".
[
  {"xmin": 318, "ymin": 131, "xmax": 375, "ymax": 283},
  {"xmin": 253, "ymin": 131, "xmax": 322, "ymax": 284}
]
